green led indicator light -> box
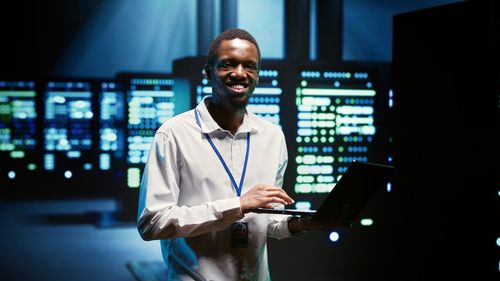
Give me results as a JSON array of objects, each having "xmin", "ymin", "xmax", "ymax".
[
  {"xmin": 0, "ymin": 91, "xmax": 36, "ymax": 97},
  {"xmin": 360, "ymin": 218, "xmax": 373, "ymax": 226},
  {"xmin": 295, "ymin": 156, "xmax": 303, "ymax": 164},
  {"xmin": 127, "ymin": 168, "xmax": 141, "ymax": 188},
  {"xmin": 10, "ymin": 151, "xmax": 25, "ymax": 158}
]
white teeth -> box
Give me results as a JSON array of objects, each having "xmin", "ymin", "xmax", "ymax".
[{"xmin": 231, "ymin": 84, "xmax": 244, "ymax": 90}]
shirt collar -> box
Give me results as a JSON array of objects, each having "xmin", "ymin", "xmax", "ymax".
[{"xmin": 195, "ymin": 96, "xmax": 258, "ymax": 135}]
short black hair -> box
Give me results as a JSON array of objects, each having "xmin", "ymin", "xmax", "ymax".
[{"xmin": 206, "ymin": 28, "xmax": 261, "ymax": 68}]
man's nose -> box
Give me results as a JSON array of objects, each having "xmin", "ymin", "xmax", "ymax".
[{"xmin": 232, "ymin": 64, "xmax": 246, "ymax": 78}]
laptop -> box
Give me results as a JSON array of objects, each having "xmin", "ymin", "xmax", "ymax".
[{"xmin": 247, "ymin": 161, "xmax": 394, "ymax": 226}]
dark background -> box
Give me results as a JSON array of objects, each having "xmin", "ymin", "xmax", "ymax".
[{"xmin": 2, "ymin": 1, "xmax": 499, "ymax": 281}]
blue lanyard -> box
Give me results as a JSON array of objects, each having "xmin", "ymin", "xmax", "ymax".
[{"xmin": 194, "ymin": 109, "xmax": 250, "ymax": 197}]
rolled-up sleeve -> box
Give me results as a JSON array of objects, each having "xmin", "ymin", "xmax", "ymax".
[{"xmin": 137, "ymin": 130, "xmax": 243, "ymax": 241}]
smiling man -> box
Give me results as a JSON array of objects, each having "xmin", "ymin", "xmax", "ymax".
[
  {"xmin": 205, "ymin": 34, "xmax": 259, "ymax": 115},
  {"xmin": 137, "ymin": 28, "xmax": 316, "ymax": 281}
]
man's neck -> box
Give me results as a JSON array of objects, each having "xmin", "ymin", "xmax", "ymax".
[{"xmin": 206, "ymin": 99, "xmax": 246, "ymax": 135}]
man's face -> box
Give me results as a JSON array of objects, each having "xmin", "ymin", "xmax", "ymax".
[{"xmin": 208, "ymin": 38, "xmax": 259, "ymax": 109}]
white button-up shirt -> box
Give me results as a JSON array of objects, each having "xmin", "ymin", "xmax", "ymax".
[{"xmin": 138, "ymin": 96, "xmax": 292, "ymax": 281}]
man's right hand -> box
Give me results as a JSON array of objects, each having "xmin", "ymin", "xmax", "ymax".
[{"xmin": 239, "ymin": 184, "xmax": 294, "ymax": 213}]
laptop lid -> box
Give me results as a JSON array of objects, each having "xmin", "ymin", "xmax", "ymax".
[
  {"xmin": 247, "ymin": 161, "xmax": 394, "ymax": 226},
  {"xmin": 312, "ymin": 161, "xmax": 393, "ymax": 225}
]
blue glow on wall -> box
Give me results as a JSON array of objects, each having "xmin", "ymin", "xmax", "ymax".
[
  {"xmin": 343, "ymin": 0, "xmax": 463, "ymax": 61},
  {"xmin": 55, "ymin": 0, "xmax": 197, "ymax": 77},
  {"xmin": 237, "ymin": 0, "xmax": 284, "ymax": 59}
]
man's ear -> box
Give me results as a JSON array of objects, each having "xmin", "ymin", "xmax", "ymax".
[{"xmin": 203, "ymin": 65, "xmax": 211, "ymax": 81}]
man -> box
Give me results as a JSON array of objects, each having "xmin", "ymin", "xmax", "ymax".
[{"xmin": 137, "ymin": 28, "xmax": 322, "ymax": 281}]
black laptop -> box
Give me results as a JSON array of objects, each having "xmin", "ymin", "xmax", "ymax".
[{"xmin": 247, "ymin": 161, "xmax": 394, "ymax": 226}]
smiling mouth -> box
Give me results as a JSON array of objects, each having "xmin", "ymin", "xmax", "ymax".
[{"xmin": 227, "ymin": 83, "xmax": 248, "ymax": 94}]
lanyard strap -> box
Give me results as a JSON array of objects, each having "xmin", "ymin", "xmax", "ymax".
[{"xmin": 194, "ymin": 109, "xmax": 250, "ymax": 197}]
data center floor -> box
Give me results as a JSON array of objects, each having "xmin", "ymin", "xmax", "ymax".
[{"xmin": 0, "ymin": 198, "xmax": 163, "ymax": 281}]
